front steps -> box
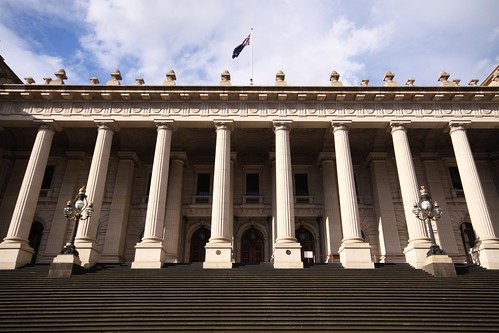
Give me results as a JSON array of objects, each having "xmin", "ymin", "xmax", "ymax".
[{"xmin": 0, "ymin": 263, "xmax": 498, "ymax": 332}]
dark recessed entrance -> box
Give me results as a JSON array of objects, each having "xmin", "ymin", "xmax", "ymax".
[
  {"xmin": 190, "ymin": 226, "xmax": 210, "ymax": 262},
  {"xmin": 241, "ymin": 227, "xmax": 264, "ymax": 264}
]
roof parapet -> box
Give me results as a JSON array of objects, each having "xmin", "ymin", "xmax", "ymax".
[
  {"xmin": 220, "ymin": 70, "xmax": 231, "ymax": 86},
  {"xmin": 275, "ymin": 70, "xmax": 286, "ymax": 86},
  {"xmin": 164, "ymin": 70, "xmax": 176, "ymax": 86},
  {"xmin": 330, "ymin": 71, "xmax": 343, "ymax": 86},
  {"xmin": 107, "ymin": 70, "xmax": 122, "ymax": 85}
]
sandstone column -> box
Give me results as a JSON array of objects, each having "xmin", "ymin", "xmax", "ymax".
[
  {"xmin": 75, "ymin": 121, "xmax": 117, "ymax": 268},
  {"xmin": 204, "ymin": 120, "xmax": 233, "ymax": 268},
  {"xmin": 390, "ymin": 122, "xmax": 431, "ymax": 268},
  {"xmin": 273, "ymin": 121, "xmax": 303, "ymax": 269},
  {"xmin": 0, "ymin": 122, "xmax": 57, "ymax": 269},
  {"xmin": 164, "ymin": 153, "xmax": 186, "ymax": 263},
  {"xmin": 132, "ymin": 121, "xmax": 174, "ymax": 269},
  {"xmin": 319, "ymin": 153, "xmax": 342, "ymax": 262},
  {"xmin": 332, "ymin": 123, "xmax": 373, "ymax": 269},
  {"xmin": 449, "ymin": 122, "xmax": 499, "ymax": 269}
]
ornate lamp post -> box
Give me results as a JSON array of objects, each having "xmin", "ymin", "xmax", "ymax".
[
  {"xmin": 412, "ymin": 185, "xmax": 444, "ymax": 256},
  {"xmin": 61, "ymin": 187, "xmax": 94, "ymax": 256}
]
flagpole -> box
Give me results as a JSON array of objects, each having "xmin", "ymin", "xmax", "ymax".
[{"xmin": 250, "ymin": 27, "xmax": 254, "ymax": 85}]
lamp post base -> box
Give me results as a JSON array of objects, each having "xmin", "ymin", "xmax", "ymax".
[
  {"xmin": 422, "ymin": 254, "xmax": 456, "ymax": 277},
  {"xmin": 48, "ymin": 254, "xmax": 83, "ymax": 278}
]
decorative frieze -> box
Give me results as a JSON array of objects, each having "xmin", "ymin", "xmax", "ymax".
[{"xmin": 1, "ymin": 99, "xmax": 497, "ymax": 127}]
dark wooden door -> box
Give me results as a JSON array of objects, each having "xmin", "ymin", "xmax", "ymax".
[
  {"xmin": 241, "ymin": 227, "xmax": 264, "ymax": 264},
  {"xmin": 190, "ymin": 227, "xmax": 210, "ymax": 262}
]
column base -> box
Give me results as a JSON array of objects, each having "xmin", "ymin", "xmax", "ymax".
[
  {"xmin": 273, "ymin": 241, "xmax": 303, "ymax": 269},
  {"xmin": 48, "ymin": 254, "xmax": 83, "ymax": 278},
  {"xmin": 422, "ymin": 254, "xmax": 456, "ymax": 277},
  {"xmin": 203, "ymin": 242, "xmax": 232, "ymax": 269},
  {"xmin": 477, "ymin": 240, "xmax": 499, "ymax": 269},
  {"xmin": 404, "ymin": 240, "xmax": 432, "ymax": 269},
  {"xmin": 339, "ymin": 241, "xmax": 374, "ymax": 269},
  {"xmin": 74, "ymin": 240, "xmax": 101, "ymax": 268},
  {"xmin": 0, "ymin": 240, "xmax": 34, "ymax": 269},
  {"xmin": 131, "ymin": 241, "xmax": 166, "ymax": 269}
]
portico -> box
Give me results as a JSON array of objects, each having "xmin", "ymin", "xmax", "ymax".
[{"xmin": 0, "ymin": 68, "xmax": 498, "ymax": 272}]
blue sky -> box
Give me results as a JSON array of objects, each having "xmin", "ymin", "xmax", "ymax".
[{"xmin": 0, "ymin": 0, "xmax": 498, "ymax": 86}]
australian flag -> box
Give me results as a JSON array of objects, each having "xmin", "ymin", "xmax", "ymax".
[{"xmin": 232, "ymin": 34, "xmax": 251, "ymax": 59}]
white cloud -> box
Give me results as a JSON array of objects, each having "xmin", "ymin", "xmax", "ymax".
[
  {"xmin": 0, "ymin": 0, "xmax": 497, "ymax": 86},
  {"xmin": 0, "ymin": 23, "xmax": 65, "ymax": 83}
]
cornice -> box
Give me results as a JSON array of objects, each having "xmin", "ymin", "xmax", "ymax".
[
  {"xmin": 0, "ymin": 84, "xmax": 498, "ymax": 103},
  {"xmin": 0, "ymin": 85, "xmax": 498, "ymax": 129}
]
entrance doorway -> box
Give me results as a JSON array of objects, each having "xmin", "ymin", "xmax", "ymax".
[
  {"xmin": 296, "ymin": 226, "xmax": 315, "ymax": 262},
  {"xmin": 241, "ymin": 226, "xmax": 264, "ymax": 264},
  {"xmin": 28, "ymin": 221, "xmax": 44, "ymax": 265},
  {"xmin": 190, "ymin": 226, "xmax": 210, "ymax": 262}
]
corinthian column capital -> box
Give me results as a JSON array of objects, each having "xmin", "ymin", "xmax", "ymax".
[{"xmin": 273, "ymin": 120, "xmax": 292, "ymax": 132}]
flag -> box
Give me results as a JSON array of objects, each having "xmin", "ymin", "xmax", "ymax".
[{"xmin": 232, "ymin": 34, "xmax": 251, "ymax": 59}]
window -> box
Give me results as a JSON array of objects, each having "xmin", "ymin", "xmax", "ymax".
[
  {"xmin": 294, "ymin": 173, "xmax": 309, "ymax": 196},
  {"xmin": 246, "ymin": 173, "xmax": 260, "ymax": 196},
  {"xmin": 196, "ymin": 173, "xmax": 211, "ymax": 196},
  {"xmin": 41, "ymin": 165, "xmax": 55, "ymax": 190},
  {"xmin": 449, "ymin": 166, "xmax": 464, "ymax": 198},
  {"xmin": 449, "ymin": 166, "xmax": 463, "ymax": 190},
  {"xmin": 40, "ymin": 165, "xmax": 55, "ymax": 197}
]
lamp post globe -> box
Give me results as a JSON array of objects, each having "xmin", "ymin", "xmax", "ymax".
[
  {"xmin": 61, "ymin": 187, "xmax": 93, "ymax": 256},
  {"xmin": 413, "ymin": 185, "xmax": 446, "ymax": 256}
]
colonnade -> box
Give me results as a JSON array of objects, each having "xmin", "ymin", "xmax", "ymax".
[{"xmin": 0, "ymin": 119, "xmax": 498, "ymax": 270}]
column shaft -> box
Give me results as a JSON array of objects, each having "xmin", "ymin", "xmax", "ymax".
[
  {"xmin": 333, "ymin": 125, "xmax": 362, "ymax": 242},
  {"xmin": 449, "ymin": 124, "xmax": 499, "ymax": 269},
  {"xmin": 143, "ymin": 124, "xmax": 173, "ymax": 241},
  {"xmin": 272, "ymin": 121, "xmax": 302, "ymax": 269},
  {"xmin": 449, "ymin": 125, "xmax": 496, "ymax": 240},
  {"xmin": 390, "ymin": 123, "xmax": 430, "ymax": 268},
  {"xmin": 132, "ymin": 122, "xmax": 173, "ymax": 269},
  {"xmin": 332, "ymin": 123, "xmax": 373, "ymax": 268},
  {"xmin": 75, "ymin": 122, "xmax": 116, "ymax": 267},
  {"xmin": 204, "ymin": 120, "xmax": 233, "ymax": 268},
  {"xmin": 0, "ymin": 124, "xmax": 56, "ymax": 269},
  {"xmin": 209, "ymin": 122, "xmax": 232, "ymax": 242},
  {"xmin": 274, "ymin": 122, "xmax": 295, "ymax": 242}
]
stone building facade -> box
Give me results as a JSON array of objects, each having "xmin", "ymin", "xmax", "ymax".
[{"xmin": 0, "ymin": 60, "xmax": 498, "ymax": 271}]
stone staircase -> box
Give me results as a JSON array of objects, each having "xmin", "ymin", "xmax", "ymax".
[{"xmin": 0, "ymin": 262, "xmax": 498, "ymax": 332}]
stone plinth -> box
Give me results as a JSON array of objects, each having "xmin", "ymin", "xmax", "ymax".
[
  {"xmin": 131, "ymin": 242, "xmax": 166, "ymax": 269},
  {"xmin": 339, "ymin": 242, "xmax": 374, "ymax": 269},
  {"xmin": 273, "ymin": 242, "xmax": 303, "ymax": 269},
  {"xmin": 48, "ymin": 254, "xmax": 82, "ymax": 278},
  {"xmin": 422, "ymin": 255, "xmax": 456, "ymax": 277},
  {"xmin": 203, "ymin": 243, "xmax": 233, "ymax": 269}
]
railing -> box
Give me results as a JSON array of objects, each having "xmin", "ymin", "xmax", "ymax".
[
  {"xmin": 454, "ymin": 189, "xmax": 465, "ymax": 198},
  {"xmin": 295, "ymin": 196, "xmax": 313, "ymax": 204},
  {"xmin": 192, "ymin": 196, "xmax": 212, "ymax": 204},
  {"xmin": 242, "ymin": 196, "xmax": 263, "ymax": 204}
]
